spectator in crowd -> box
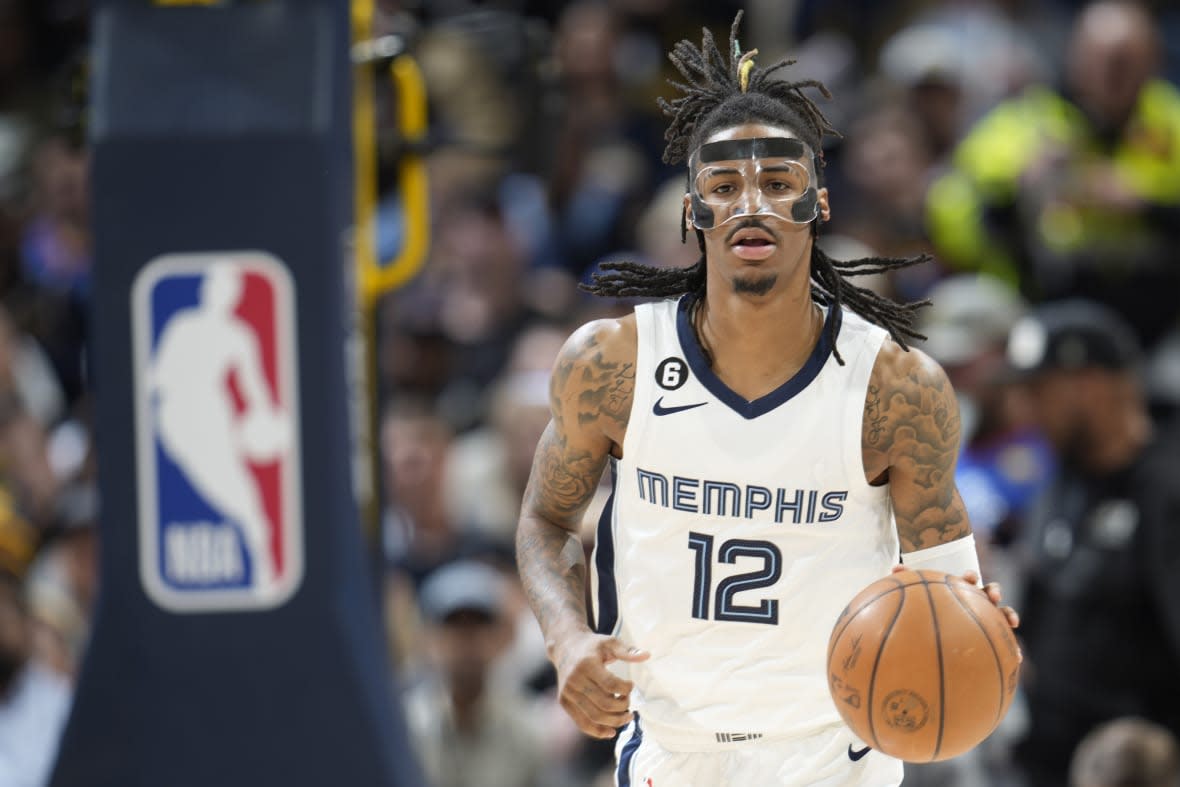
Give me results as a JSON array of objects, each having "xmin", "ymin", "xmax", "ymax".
[
  {"xmin": 0, "ymin": 0, "xmax": 41, "ymax": 212},
  {"xmin": 378, "ymin": 393, "xmax": 521, "ymax": 670},
  {"xmin": 379, "ymin": 396, "xmax": 461, "ymax": 673},
  {"xmin": 378, "ymin": 290, "xmax": 456, "ymax": 404},
  {"xmin": 0, "ymin": 392, "xmax": 56, "ymax": 527},
  {"xmin": 16, "ymin": 134, "xmax": 90, "ymax": 405},
  {"xmin": 879, "ymin": 1, "xmax": 1058, "ymax": 138},
  {"xmin": 421, "ymin": 195, "xmax": 539, "ymax": 429},
  {"xmin": 0, "ymin": 303, "xmax": 63, "ymax": 430},
  {"xmin": 926, "ymin": 0, "xmax": 1180, "ymax": 354},
  {"xmin": 445, "ymin": 321, "xmax": 568, "ymax": 542},
  {"xmin": 380, "ymin": 396, "xmax": 459, "ymax": 584},
  {"xmin": 20, "ymin": 135, "xmax": 88, "ymax": 299},
  {"xmin": 631, "ymin": 176, "xmax": 709, "ymax": 273},
  {"xmin": 26, "ymin": 479, "xmax": 97, "ymax": 679},
  {"xmin": 833, "ymin": 105, "xmax": 939, "ymax": 275},
  {"xmin": 1006, "ymin": 299, "xmax": 1180, "ymax": 787},
  {"xmin": 402, "ymin": 559, "xmax": 548, "ymax": 787},
  {"xmin": 539, "ymin": 1, "xmax": 659, "ymax": 277},
  {"xmin": 0, "ymin": 485, "xmax": 71, "ymax": 787},
  {"xmin": 1070, "ymin": 717, "xmax": 1180, "ymax": 787}
]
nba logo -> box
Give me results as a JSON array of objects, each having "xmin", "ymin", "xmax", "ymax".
[{"xmin": 133, "ymin": 252, "xmax": 303, "ymax": 611}]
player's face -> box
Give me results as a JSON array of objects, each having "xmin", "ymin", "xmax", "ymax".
[
  {"xmin": 687, "ymin": 123, "xmax": 829, "ymax": 295},
  {"xmin": 688, "ymin": 134, "xmax": 821, "ymax": 230}
]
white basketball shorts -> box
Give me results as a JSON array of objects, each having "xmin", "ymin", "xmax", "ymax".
[{"xmin": 613, "ymin": 715, "xmax": 904, "ymax": 787}]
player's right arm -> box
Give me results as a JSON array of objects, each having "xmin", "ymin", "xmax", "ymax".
[{"xmin": 516, "ymin": 316, "xmax": 649, "ymax": 739}]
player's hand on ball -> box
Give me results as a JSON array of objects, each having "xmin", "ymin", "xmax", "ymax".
[
  {"xmin": 552, "ymin": 630, "xmax": 649, "ymax": 739},
  {"xmin": 961, "ymin": 569, "xmax": 1021, "ymax": 633},
  {"xmin": 891, "ymin": 565, "xmax": 1021, "ymax": 646}
]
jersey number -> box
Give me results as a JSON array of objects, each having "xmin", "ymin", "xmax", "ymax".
[{"xmin": 687, "ymin": 532, "xmax": 782, "ymax": 625}]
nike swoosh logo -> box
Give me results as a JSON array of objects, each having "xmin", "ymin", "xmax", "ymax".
[
  {"xmin": 652, "ymin": 397, "xmax": 708, "ymax": 416},
  {"xmin": 848, "ymin": 744, "xmax": 872, "ymax": 762}
]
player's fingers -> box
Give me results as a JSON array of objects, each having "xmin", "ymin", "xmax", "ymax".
[
  {"xmin": 590, "ymin": 668, "xmax": 635, "ymax": 700},
  {"xmin": 559, "ymin": 693, "xmax": 621, "ymax": 740},
  {"xmin": 573, "ymin": 687, "xmax": 634, "ymax": 727},
  {"xmin": 586, "ymin": 722, "xmax": 621, "ymax": 740},
  {"xmin": 1000, "ymin": 605, "xmax": 1020, "ymax": 630},
  {"xmin": 961, "ymin": 569, "xmax": 981, "ymax": 587},
  {"xmin": 598, "ymin": 687, "xmax": 634, "ymax": 715},
  {"xmin": 983, "ymin": 581, "xmax": 1003, "ymax": 605},
  {"xmin": 563, "ymin": 659, "xmax": 634, "ymax": 705},
  {"xmin": 571, "ymin": 693, "xmax": 637, "ymax": 731},
  {"xmin": 602, "ymin": 640, "xmax": 650, "ymax": 664},
  {"xmin": 890, "ymin": 564, "xmax": 906, "ymax": 574},
  {"xmin": 562, "ymin": 705, "xmax": 615, "ymax": 740},
  {"xmin": 585, "ymin": 680, "xmax": 633, "ymax": 713}
]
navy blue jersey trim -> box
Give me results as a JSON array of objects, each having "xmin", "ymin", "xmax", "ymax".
[
  {"xmin": 676, "ymin": 294, "xmax": 840, "ymax": 419},
  {"xmin": 616, "ymin": 713, "xmax": 643, "ymax": 787},
  {"xmin": 593, "ymin": 459, "xmax": 619, "ymax": 635}
]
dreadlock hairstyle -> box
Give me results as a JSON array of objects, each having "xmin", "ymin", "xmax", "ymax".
[{"xmin": 581, "ymin": 11, "xmax": 931, "ymax": 364}]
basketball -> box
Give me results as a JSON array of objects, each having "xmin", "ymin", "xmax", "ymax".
[{"xmin": 826, "ymin": 568, "xmax": 1021, "ymax": 762}]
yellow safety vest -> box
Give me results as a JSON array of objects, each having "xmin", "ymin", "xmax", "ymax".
[{"xmin": 926, "ymin": 80, "xmax": 1180, "ymax": 283}]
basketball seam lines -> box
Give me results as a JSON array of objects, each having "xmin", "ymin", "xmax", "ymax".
[
  {"xmin": 828, "ymin": 577, "xmax": 930, "ymax": 655},
  {"xmin": 865, "ymin": 577, "xmax": 905, "ymax": 752},
  {"xmin": 920, "ymin": 576, "xmax": 946, "ymax": 761},
  {"xmin": 942, "ymin": 577, "xmax": 1006, "ymax": 730}
]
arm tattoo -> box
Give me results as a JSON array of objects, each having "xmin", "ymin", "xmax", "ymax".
[
  {"xmin": 526, "ymin": 423, "xmax": 605, "ymax": 523},
  {"xmin": 517, "ymin": 321, "xmax": 635, "ymax": 646},
  {"xmin": 866, "ymin": 350, "xmax": 970, "ymax": 551},
  {"xmin": 516, "ymin": 501, "xmax": 593, "ymax": 644},
  {"xmin": 517, "ymin": 424, "xmax": 606, "ymax": 643},
  {"xmin": 865, "ymin": 385, "xmax": 887, "ymax": 446}
]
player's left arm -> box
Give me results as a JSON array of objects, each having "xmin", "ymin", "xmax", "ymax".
[{"xmin": 863, "ymin": 341, "xmax": 1019, "ymax": 629}]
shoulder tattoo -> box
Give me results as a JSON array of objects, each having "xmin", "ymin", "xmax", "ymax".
[
  {"xmin": 526, "ymin": 325, "xmax": 635, "ymax": 525},
  {"xmin": 551, "ymin": 326, "xmax": 635, "ymax": 437}
]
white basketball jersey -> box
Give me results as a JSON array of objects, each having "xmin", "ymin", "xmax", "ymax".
[{"xmin": 592, "ymin": 295, "xmax": 898, "ymax": 749}]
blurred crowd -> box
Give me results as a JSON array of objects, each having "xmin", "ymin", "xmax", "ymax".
[{"xmin": 0, "ymin": 0, "xmax": 1179, "ymax": 785}]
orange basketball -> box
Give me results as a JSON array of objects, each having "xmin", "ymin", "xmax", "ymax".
[{"xmin": 826, "ymin": 568, "xmax": 1021, "ymax": 762}]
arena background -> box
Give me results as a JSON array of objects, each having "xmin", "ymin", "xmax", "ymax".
[{"xmin": 0, "ymin": 1, "xmax": 1176, "ymax": 785}]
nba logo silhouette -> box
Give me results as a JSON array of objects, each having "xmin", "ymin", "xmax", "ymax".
[{"xmin": 133, "ymin": 252, "xmax": 303, "ymax": 611}]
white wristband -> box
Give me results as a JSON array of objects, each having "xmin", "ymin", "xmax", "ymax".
[{"xmin": 901, "ymin": 535, "xmax": 983, "ymax": 587}]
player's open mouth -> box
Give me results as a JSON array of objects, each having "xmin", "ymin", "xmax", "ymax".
[{"xmin": 730, "ymin": 229, "xmax": 778, "ymax": 260}]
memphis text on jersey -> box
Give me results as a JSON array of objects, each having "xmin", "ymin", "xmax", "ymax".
[{"xmin": 636, "ymin": 467, "xmax": 847, "ymax": 524}]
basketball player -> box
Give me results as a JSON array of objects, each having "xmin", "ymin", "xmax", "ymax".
[{"xmin": 516, "ymin": 14, "xmax": 1018, "ymax": 786}]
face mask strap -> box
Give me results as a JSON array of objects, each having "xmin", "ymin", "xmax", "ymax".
[
  {"xmin": 694, "ymin": 137, "xmax": 809, "ymax": 163},
  {"xmin": 791, "ymin": 188, "xmax": 819, "ymax": 222},
  {"xmin": 690, "ymin": 193, "xmax": 717, "ymax": 230}
]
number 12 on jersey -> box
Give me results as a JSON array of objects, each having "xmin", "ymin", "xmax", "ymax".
[{"xmin": 687, "ymin": 532, "xmax": 782, "ymax": 625}]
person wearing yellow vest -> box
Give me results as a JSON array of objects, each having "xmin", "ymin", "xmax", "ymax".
[{"xmin": 926, "ymin": 0, "xmax": 1180, "ymax": 351}]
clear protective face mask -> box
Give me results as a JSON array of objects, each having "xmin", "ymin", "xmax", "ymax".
[{"xmin": 687, "ymin": 136, "xmax": 821, "ymax": 231}]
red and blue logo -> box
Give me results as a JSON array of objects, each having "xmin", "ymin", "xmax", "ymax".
[{"xmin": 133, "ymin": 252, "xmax": 303, "ymax": 611}]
